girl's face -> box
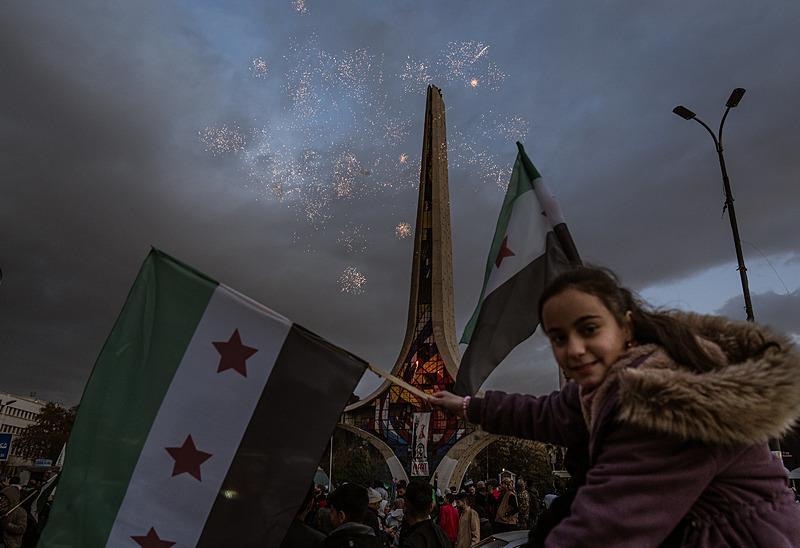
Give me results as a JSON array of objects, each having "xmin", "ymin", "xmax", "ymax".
[{"xmin": 542, "ymin": 288, "xmax": 631, "ymax": 391}]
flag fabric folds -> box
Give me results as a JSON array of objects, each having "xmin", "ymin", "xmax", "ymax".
[
  {"xmin": 39, "ymin": 249, "xmax": 367, "ymax": 547},
  {"xmin": 454, "ymin": 143, "xmax": 579, "ymax": 396}
]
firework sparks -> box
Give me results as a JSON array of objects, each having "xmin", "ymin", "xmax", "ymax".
[
  {"xmin": 250, "ymin": 57, "xmax": 269, "ymax": 78},
  {"xmin": 203, "ymin": 34, "xmax": 518, "ymax": 238},
  {"xmin": 441, "ymin": 41, "xmax": 506, "ymax": 90},
  {"xmin": 339, "ymin": 266, "xmax": 367, "ymax": 294},
  {"xmin": 332, "ymin": 151, "xmax": 364, "ymax": 198},
  {"xmin": 199, "ymin": 125, "xmax": 246, "ymax": 155},
  {"xmin": 400, "ymin": 56, "xmax": 432, "ymax": 94},
  {"xmin": 474, "ymin": 45, "xmax": 490, "ymax": 61},
  {"xmin": 338, "ymin": 222, "xmax": 368, "ymax": 253},
  {"xmin": 395, "ymin": 222, "xmax": 412, "ymax": 239},
  {"xmin": 293, "ymin": 0, "xmax": 307, "ymax": 14}
]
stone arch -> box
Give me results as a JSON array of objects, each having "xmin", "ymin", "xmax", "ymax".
[
  {"xmin": 336, "ymin": 423, "xmax": 409, "ymax": 483},
  {"xmin": 432, "ymin": 429, "xmax": 500, "ymax": 491}
]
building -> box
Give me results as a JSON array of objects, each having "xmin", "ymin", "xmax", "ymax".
[{"xmin": 0, "ymin": 392, "xmax": 48, "ymax": 467}]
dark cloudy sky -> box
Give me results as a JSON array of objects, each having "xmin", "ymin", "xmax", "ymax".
[{"xmin": 2, "ymin": 0, "xmax": 798, "ymax": 406}]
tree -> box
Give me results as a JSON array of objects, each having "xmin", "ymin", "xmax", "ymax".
[
  {"xmin": 464, "ymin": 436, "xmax": 555, "ymax": 496},
  {"xmin": 16, "ymin": 403, "xmax": 76, "ymax": 461},
  {"xmin": 318, "ymin": 429, "xmax": 391, "ymax": 487}
]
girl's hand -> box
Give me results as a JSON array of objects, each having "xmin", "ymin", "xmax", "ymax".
[{"xmin": 429, "ymin": 390, "xmax": 466, "ymax": 416}]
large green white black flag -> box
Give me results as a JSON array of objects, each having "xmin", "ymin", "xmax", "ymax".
[
  {"xmin": 455, "ymin": 143, "xmax": 580, "ymax": 396},
  {"xmin": 39, "ymin": 249, "xmax": 366, "ymax": 547}
]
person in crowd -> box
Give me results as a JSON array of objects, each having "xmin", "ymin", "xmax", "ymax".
[
  {"xmin": 0, "ymin": 486, "xmax": 27, "ymax": 548},
  {"xmin": 313, "ymin": 493, "xmax": 335, "ymax": 535},
  {"xmin": 363, "ymin": 488, "xmax": 383, "ymax": 536},
  {"xmin": 493, "ymin": 477, "xmax": 518, "ymax": 533},
  {"xmin": 485, "ymin": 479, "xmax": 499, "ymax": 525},
  {"xmin": 385, "ymin": 497, "xmax": 404, "ymax": 546},
  {"xmin": 515, "ymin": 479, "xmax": 530, "ymax": 530},
  {"xmin": 454, "ymin": 492, "xmax": 479, "ymax": 548},
  {"xmin": 430, "ymin": 266, "xmax": 800, "ymax": 546},
  {"xmin": 322, "ymin": 483, "xmax": 380, "ymax": 548},
  {"xmin": 397, "ymin": 480, "xmax": 451, "ymax": 548},
  {"xmin": 471, "ymin": 481, "xmax": 492, "ymax": 539},
  {"xmin": 527, "ymin": 484, "xmax": 541, "ymax": 531},
  {"xmin": 375, "ymin": 481, "xmax": 389, "ymax": 503},
  {"xmin": 436, "ymin": 493, "xmax": 458, "ymax": 545},
  {"xmin": 395, "ymin": 480, "xmax": 407, "ymax": 501},
  {"xmin": 280, "ymin": 483, "xmax": 325, "ymax": 548}
]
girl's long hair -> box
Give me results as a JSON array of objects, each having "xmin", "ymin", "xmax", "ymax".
[{"xmin": 538, "ymin": 266, "xmax": 720, "ymax": 372}]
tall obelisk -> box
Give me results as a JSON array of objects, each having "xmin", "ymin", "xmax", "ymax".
[{"xmin": 342, "ymin": 86, "xmax": 466, "ymax": 479}]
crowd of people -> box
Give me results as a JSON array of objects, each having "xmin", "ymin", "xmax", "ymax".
[
  {"xmin": 0, "ymin": 474, "xmax": 55, "ymax": 548},
  {"xmin": 281, "ymin": 474, "xmax": 549, "ymax": 548}
]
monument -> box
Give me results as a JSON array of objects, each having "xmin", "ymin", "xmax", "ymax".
[{"xmin": 340, "ymin": 86, "xmax": 497, "ymax": 488}]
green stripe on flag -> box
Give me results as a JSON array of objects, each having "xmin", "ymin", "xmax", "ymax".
[
  {"xmin": 40, "ymin": 249, "xmax": 217, "ymax": 548},
  {"xmin": 460, "ymin": 143, "xmax": 541, "ymax": 345}
]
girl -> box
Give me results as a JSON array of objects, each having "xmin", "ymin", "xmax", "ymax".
[{"xmin": 430, "ymin": 266, "xmax": 800, "ymax": 546}]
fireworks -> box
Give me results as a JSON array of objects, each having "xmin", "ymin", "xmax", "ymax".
[
  {"xmin": 339, "ymin": 266, "xmax": 367, "ymax": 294},
  {"xmin": 395, "ymin": 222, "xmax": 412, "ymax": 239},
  {"xmin": 441, "ymin": 41, "xmax": 506, "ymax": 90},
  {"xmin": 338, "ymin": 223, "xmax": 368, "ymax": 253},
  {"xmin": 332, "ymin": 151, "xmax": 364, "ymax": 199},
  {"xmin": 199, "ymin": 125, "xmax": 246, "ymax": 155},
  {"xmin": 293, "ymin": 0, "xmax": 307, "ymax": 14},
  {"xmin": 202, "ymin": 33, "xmax": 521, "ymax": 280},
  {"xmin": 250, "ymin": 57, "xmax": 269, "ymax": 78},
  {"xmin": 399, "ymin": 56, "xmax": 433, "ymax": 94},
  {"xmin": 478, "ymin": 112, "xmax": 530, "ymax": 144}
]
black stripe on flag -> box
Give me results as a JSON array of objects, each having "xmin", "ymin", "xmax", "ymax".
[
  {"xmin": 198, "ymin": 324, "xmax": 367, "ymax": 547},
  {"xmin": 454, "ymin": 232, "xmax": 570, "ymax": 396}
]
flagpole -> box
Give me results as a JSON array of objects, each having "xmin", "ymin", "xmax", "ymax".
[
  {"xmin": 328, "ymin": 435, "xmax": 333, "ymax": 493},
  {"xmin": 366, "ymin": 363, "xmax": 430, "ymax": 402}
]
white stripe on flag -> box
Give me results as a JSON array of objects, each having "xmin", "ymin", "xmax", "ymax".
[
  {"xmin": 484, "ymin": 187, "xmax": 550, "ymax": 296},
  {"xmin": 105, "ymin": 285, "xmax": 292, "ymax": 547}
]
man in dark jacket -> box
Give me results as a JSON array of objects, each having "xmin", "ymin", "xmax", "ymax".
[
  {"xmin": 322, "ymin": 483, "xmax": 380, "ymax": 548},
  {"xmin": 398, "ymin": 480, "xmax": 451, "ymax": 548}
]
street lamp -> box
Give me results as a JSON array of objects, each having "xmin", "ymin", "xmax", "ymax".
[{"xmin": 672, "ymin": 88, "xmax": 755, "ymax": 322}]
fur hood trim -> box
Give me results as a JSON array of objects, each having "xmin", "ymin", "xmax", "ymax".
[{"xmin": 587, "ymin": 313, "xmax": 800, "ymax": 446}]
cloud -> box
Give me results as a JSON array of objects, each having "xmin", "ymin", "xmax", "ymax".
[
  {"xmin": 716, "ymin": 289, "xmax": 800, "ymax": 337},
  {"xmin": 2, "ymin": 1, "xmax": 799, "ymax": 404}
]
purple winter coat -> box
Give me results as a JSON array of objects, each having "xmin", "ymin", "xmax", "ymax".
[{"xmin": 467, "ymin": 313, "xmax": 800, "ymax": 547}]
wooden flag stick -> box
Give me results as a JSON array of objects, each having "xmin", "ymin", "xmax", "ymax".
[{"xmin": 366, "ymin": 362, "xmax": 430, "ymax": 402}]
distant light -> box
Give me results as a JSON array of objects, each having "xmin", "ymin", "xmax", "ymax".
[
  {"xmin": 672, "ymin": 106, "xmax": 696, "ymax": 120},
  {"xmin": 222, "ymin": 489, "xmax": 238, "ymax": 499},
  {"xmin": 726, "ymin": 88, "xmax": 746, "ymax": 108}
]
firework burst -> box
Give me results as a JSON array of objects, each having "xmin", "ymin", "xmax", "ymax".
[
  {"xmin": 339, "ymin": 266, "xmax": 367, "ymax": 294},
  {"xmin": 395, "ymin": 222, "xmax": 412, "ymax": 239},
  {"xmin": 199, "ymin": 125, "xmax": 246, "ymax": 155},
  {"xmin": 250, "ymin": 57, "xmax": 269, "ymax": 79}
]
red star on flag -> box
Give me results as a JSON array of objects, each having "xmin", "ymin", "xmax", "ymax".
[
  {"xmin": 213, "ymin": 329, "xmax": 258, "ymax": 377},
  {"xmin": 495, "ymin": 235, "xmax": 516, "ymax": 268},
  {"xmin": 131, "ymin": 527, "xmax": 176, "ymax": 548},
  {"xmin": 165, "ymin": 434, "xmax": 212, "ymax": 481}
]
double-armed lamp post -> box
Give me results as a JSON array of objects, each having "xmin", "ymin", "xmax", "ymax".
[
  {"xmin": 672, "ymin": 88, "xmax": 755, "ymax": 322},
  {"xmin": 674, "ymin": 90, "xmax": 785, "ymax": 456}
]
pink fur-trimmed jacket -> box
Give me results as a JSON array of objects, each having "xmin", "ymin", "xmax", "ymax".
[{"xmin": 467, "ymin": 313, "xmax": 800, "ymax": 547}]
